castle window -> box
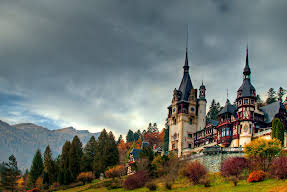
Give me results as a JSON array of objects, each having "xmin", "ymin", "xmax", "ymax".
[
  {"xmin": 251, "ymin": 99, "xmax": 255, "ymax": 104},
  {"xmin": 190, "ymin": 119, "xmax": 193, "ymax": 125},
  {"xmin": 188, "ymin": 144, "xmax": 192, "ymax": 149},
  {"xmin": 244, "ymin": 99, "xmax": 249, "ymax": 104},
  {"xmin": 174, "ymin": 119, "xmax": 176, "ymax": 125},
  {"xmin": 188, "ymin": 134, "xmax": 192, "ymax": 138},
  {"xmin": 173, "ymin": 108, "xmax": 176, "ymax": 112},
  {"xmin": 249, "ymin": 124, "xmax": 252, "ymax": 134},
  {"xmin": 239, "ymin": 100, "xmax": 242, "ymax": 105},
  {"xmin": 190, "ymin": 107, "xmax": 195, "ymax": 112}
]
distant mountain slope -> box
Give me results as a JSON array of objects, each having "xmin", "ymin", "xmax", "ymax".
[{"xmin": 0, "ymin": 120, "xmax": 100, "ymax": 170}]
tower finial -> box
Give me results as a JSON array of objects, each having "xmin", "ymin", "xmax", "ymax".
[
  {"xmin": 183, "ymin": 25, "xmax": 189, "ymax": 73},
  {"xmin": 186, "ymin": 24, "xmax": 189, "ymax": 51}
]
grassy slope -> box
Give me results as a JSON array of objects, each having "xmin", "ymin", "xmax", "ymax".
[{"xmin": 57, "ymin": 176, "xmax": 287, "ymax": 192}]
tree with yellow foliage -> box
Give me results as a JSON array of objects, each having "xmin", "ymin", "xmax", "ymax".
[{"xmin": 244, "ymin": 138, "xmax": 281, "ymax": 171}]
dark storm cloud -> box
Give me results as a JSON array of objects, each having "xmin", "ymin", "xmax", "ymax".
[{"xmin": 0, "ymin": 0, "xmax": 286, "ymax": 135}]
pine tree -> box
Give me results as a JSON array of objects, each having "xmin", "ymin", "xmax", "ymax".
[
  {"xmin": 133, "ymin": 132, "xmax": 140, "ymax": 141},
  {"xmin": 0, "ymin": 155, "xmax": 20, "ymax": 192},
  {"xmin": 69, "ymin": 136, "xmax": 83, "ymax": 181},
  {"xmin": 277, "ymin": 87, "xmax": 286, "ymax": 102},
  {"xmin": 266, "ymin": 88, "xmax": 277, "ymax": 104},
  {"xmin": 163, "ymin": 119, "xmax": 169, "ymax": 153},
  {"xmin": 58, "ymin": 141, "xmax": 72, "ymax": 185},
  {"xmin": 116, "ymin": 135, "xmax": 122, "ymax": 145},
  {"xmin": 29, "ymin": 149, "xmax": 44, "ymax": 186},
  {"xmin": 272, "ymin": 118, "xmax": 285, "ymax": 146},
  {"xmin": 126, "ymin": 129, "xmax": 134, "ymax": 143},
  {"xmin": 93, "ymin": 129, "xmax": 119, "ymax": 177},
  {"xmin": 43, "ymin": 145, "xmax": 56, "ymax": 185},
  {"xmin": 82, "ymin": 136, "xmax": 97, "ymax": 171},
  {"xmin": 207, "ymin": 99, "xmax": 221, "ymax": 120}
]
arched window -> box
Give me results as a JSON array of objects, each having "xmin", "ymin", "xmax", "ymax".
[{"xmin": 190, "ymin": 118, "xmax": 193, "ymax": 125}]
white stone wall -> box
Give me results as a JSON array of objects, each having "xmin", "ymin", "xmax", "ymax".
[{"xmin": 198, "ymin": 100, "xmax": 206, "ymax": 131}]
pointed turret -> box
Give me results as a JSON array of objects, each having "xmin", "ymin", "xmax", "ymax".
[
  {"xmin": 237, "ymin": 46, "xmax": 255, "ymax": 98},
  {"xmin": 178, "ymin": 49, "xmax": 193, "ymax": 101}
]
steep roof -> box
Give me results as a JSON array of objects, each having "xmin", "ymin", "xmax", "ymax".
[
  {"xmin": 238, "ymin": 80, "xmax": 255, "ymax": 97},
  {"xmin": 260, "ymin": 101, "xmax": 286, "ymax": 123},
  {"xmin": 218, "ymin": 99, "xmax": 237, "ymax": 116},
  {"xmin": 178, "ymin": 49, "xmax": 193, "ymax": 101}
]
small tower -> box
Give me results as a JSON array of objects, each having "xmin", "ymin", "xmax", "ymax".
[
  {"xmin": 198, "ymin": 81, "xmax": 207, "ymax": 131},
  {"xmin": 236, "ymin": 46, "xmax": 256, "ymax": 147}
]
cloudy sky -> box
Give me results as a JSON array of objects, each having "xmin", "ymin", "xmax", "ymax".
[{"xmin": 0, "ymin": 0, "xmax": 286, "ymax": 136}]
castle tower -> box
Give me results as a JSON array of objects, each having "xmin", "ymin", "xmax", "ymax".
[
  {"xmin": 236, "ymin": 47, "xmax": 256, "ymax": 147},
  {"xmin": 198, "ymin": 81, "xmax": 206, "ymax": 131},
  {"xmin": 168, "ymin": 47, "xmax": 198, "ymax": 157}
]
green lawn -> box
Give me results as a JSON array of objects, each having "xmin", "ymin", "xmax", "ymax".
[{"xmin": 57, "ymin": 176, "xmax": 287, "ymax": 192}]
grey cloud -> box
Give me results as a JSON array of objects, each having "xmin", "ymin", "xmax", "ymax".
[{"xmin": 0, "ymin": 0, "xmax": 287, "ymax": 135}]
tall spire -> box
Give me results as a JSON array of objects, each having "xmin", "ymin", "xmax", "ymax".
[
  {"xmin": 243, "ymin": 45, "xmax": 251, "ymax": 77},
  {"xmin": 183, "ymin": 25, "xmax": 189, "ymax": 73}
]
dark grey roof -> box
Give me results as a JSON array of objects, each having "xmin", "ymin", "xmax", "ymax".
[
  {"xmin": 260, "ymin": 101, "xmax": 286, "ymax": 123},
  {"xmin": 130, "ymin": 148, "xmax": 141, "ymax": 160},
  {"xmin": 178, "ymin": 73, "xmax": 192, "ymax": 101},
  {"xmin": 243, "ymin": 48, "xmax": 250, "ymax": 75},
  {"xmin": 206, "ymin": 119, "xmax": 218, "ymax": 126},
  {"xmin": 178, "ymin": 49, "xmax": 193, "ymax": 101},
  {"xmin": 238, "ymin": 79, "xmax": 255, "ymax": 97},
  {"xmin": 218, "ymin": 99, "xmax": 237, "ymax": 116}
]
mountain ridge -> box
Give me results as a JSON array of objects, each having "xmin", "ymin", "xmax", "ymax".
[{"xmin": 0, "ymin": 120, "xmax": 100, "ymax": 171}]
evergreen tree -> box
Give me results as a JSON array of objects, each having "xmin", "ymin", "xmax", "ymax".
[
  {"xmin": 29, "ymin": 149, "xmax": 44, "ymax": 186},
  {"xmin": 69, "ymin": 136, "xmax": 83, "ymax": 180},
  {"xmin": 266, "ymin": 88, "xmax": 277, "ymax": 104},
  {"xmin": 163, "ymin": 119, "xmax": 169, "ymax": 153},
  {"xmin": 82, "ymin": 136, "xmax": 97, "ymax": 171},
  {"xmin": 116, "ymin": 135, "xmax": 122, "ymax": 145},
  {"xmin": 126, "ymin": 129, "xmax": 134, "ymax": 143},
  {"xmin": 43, "ymin": 145, "xmax": 56, "ymax": 185},
  {"xmin": 58, "ymin": 141, "xmax": 72, "ymax": 185},
  {"xmin": 277, "ymin": 87, "xmax": 286, "ymax": 102},
  {"xmin": 133, "ymin": 132, "xmax": 140, "ymax": 141},
  {"xmin": 272, "ymin": 118, "xmax": 285, "ymax": 146},
  {"xmin": 0, "ymin": 155, "xmax": 20, "ymax": 192},
  {"xmin": 207, "ymin": 99, "xmax": 221, "ymax": 120},
  {"xmin": 93, "ymin": 129, "xmax": 119, "ymax": 177}
]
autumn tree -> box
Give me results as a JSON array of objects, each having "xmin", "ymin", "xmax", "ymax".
[
  {"xmin": 272, "ymin": 118, "xmax": 285, "ymax": 146},
  {"xmin": 244, "ymin": 138, "xmax": 281, "ymax": 171},
  {"xmin": 266, "ymin": 88, "xmax": 277, "ymax": 104},
  {"xmin": 29, "ymin": 149, "xmax": 44, "ymax": 186},
  {"xmin": 144, "ymin": 131, "xmax": 160, "ymax": 147}
]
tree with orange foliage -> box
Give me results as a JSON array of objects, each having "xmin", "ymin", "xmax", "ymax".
[
  {"xmin": 77, "ymin": 172, "xmax": 94, "ymax": 184},
  {"xmin": 35, "ymin": 177, "xmax": 44, "ymax": 190},
  {"xmin": 144, "ymin": 131, "xmax": 160, "ymax": 148},
  {"xmin": 118, "ymin": 139, "xmax": 131, "ymax": 163}
]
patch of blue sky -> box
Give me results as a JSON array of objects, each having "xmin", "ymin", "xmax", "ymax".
[{"xmin": 0, "ymin": 91, "xmax": 64, "ymax": 130}]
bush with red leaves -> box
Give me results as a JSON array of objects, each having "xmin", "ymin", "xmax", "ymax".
[
  {"xmin": 248, "ymin": 170, "xmax": 266, "ymax": 182},
  {"xmin": 123, "ymin": 171, "xmax": 149, "ymax": 190},
  {"xmin": 270, "ymin": 156, "xmax": 287, "ymax": 179},
  {"xmin": 184, "ymin": 161, "xmax": 207, "ymax": 184},
  {"xmin": 221, "ymin": 157, "xmax": 249, "ymax": 178}
]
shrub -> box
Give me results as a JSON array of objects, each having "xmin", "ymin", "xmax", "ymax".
[
  {"xmin": 200, "ymin": 175, "xmax": 211, "ymax": 187},
  {"xmin": 123, "ymin": 171, "xmax": 149, "ymax": 190},
  {"xmin": 77, "ymin": 172, "xmax": 95, "ymax": 184},
  {"xmin": 221, "ymin": 157, "xmax": 249, "ymax": 178},
  {"xmin": 248, "ymin": 170, "xmax": 266, "ymax": 182},
  {"xmin": 104, "ymin": 165, "xmax": 126, "ymax": 178},
  {"xmin": 270, "ymin": 156, "xmax": 287, "ymax": 179},
  {"xmin": 146, "ymin": 182, "xmax": 157, "ymax": 191},
  {"xmin": 244, "ymin": 138, "xmax": 281, "ymax": 171},
  {"xmin": 184, "ymin": 161, "xmax": 207, "ymax": 184},
  {"xmin": 104, "ymin": 178, "xmax": 123, "ymax": 190},
  {"xmin": 165, "ymin": 182, "xmax": 172, "ymax": 190}
]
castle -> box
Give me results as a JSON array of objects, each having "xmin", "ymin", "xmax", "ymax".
[{"xmin": 168, "ymin": 47, "xmax": 287, "ymax": 158}]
